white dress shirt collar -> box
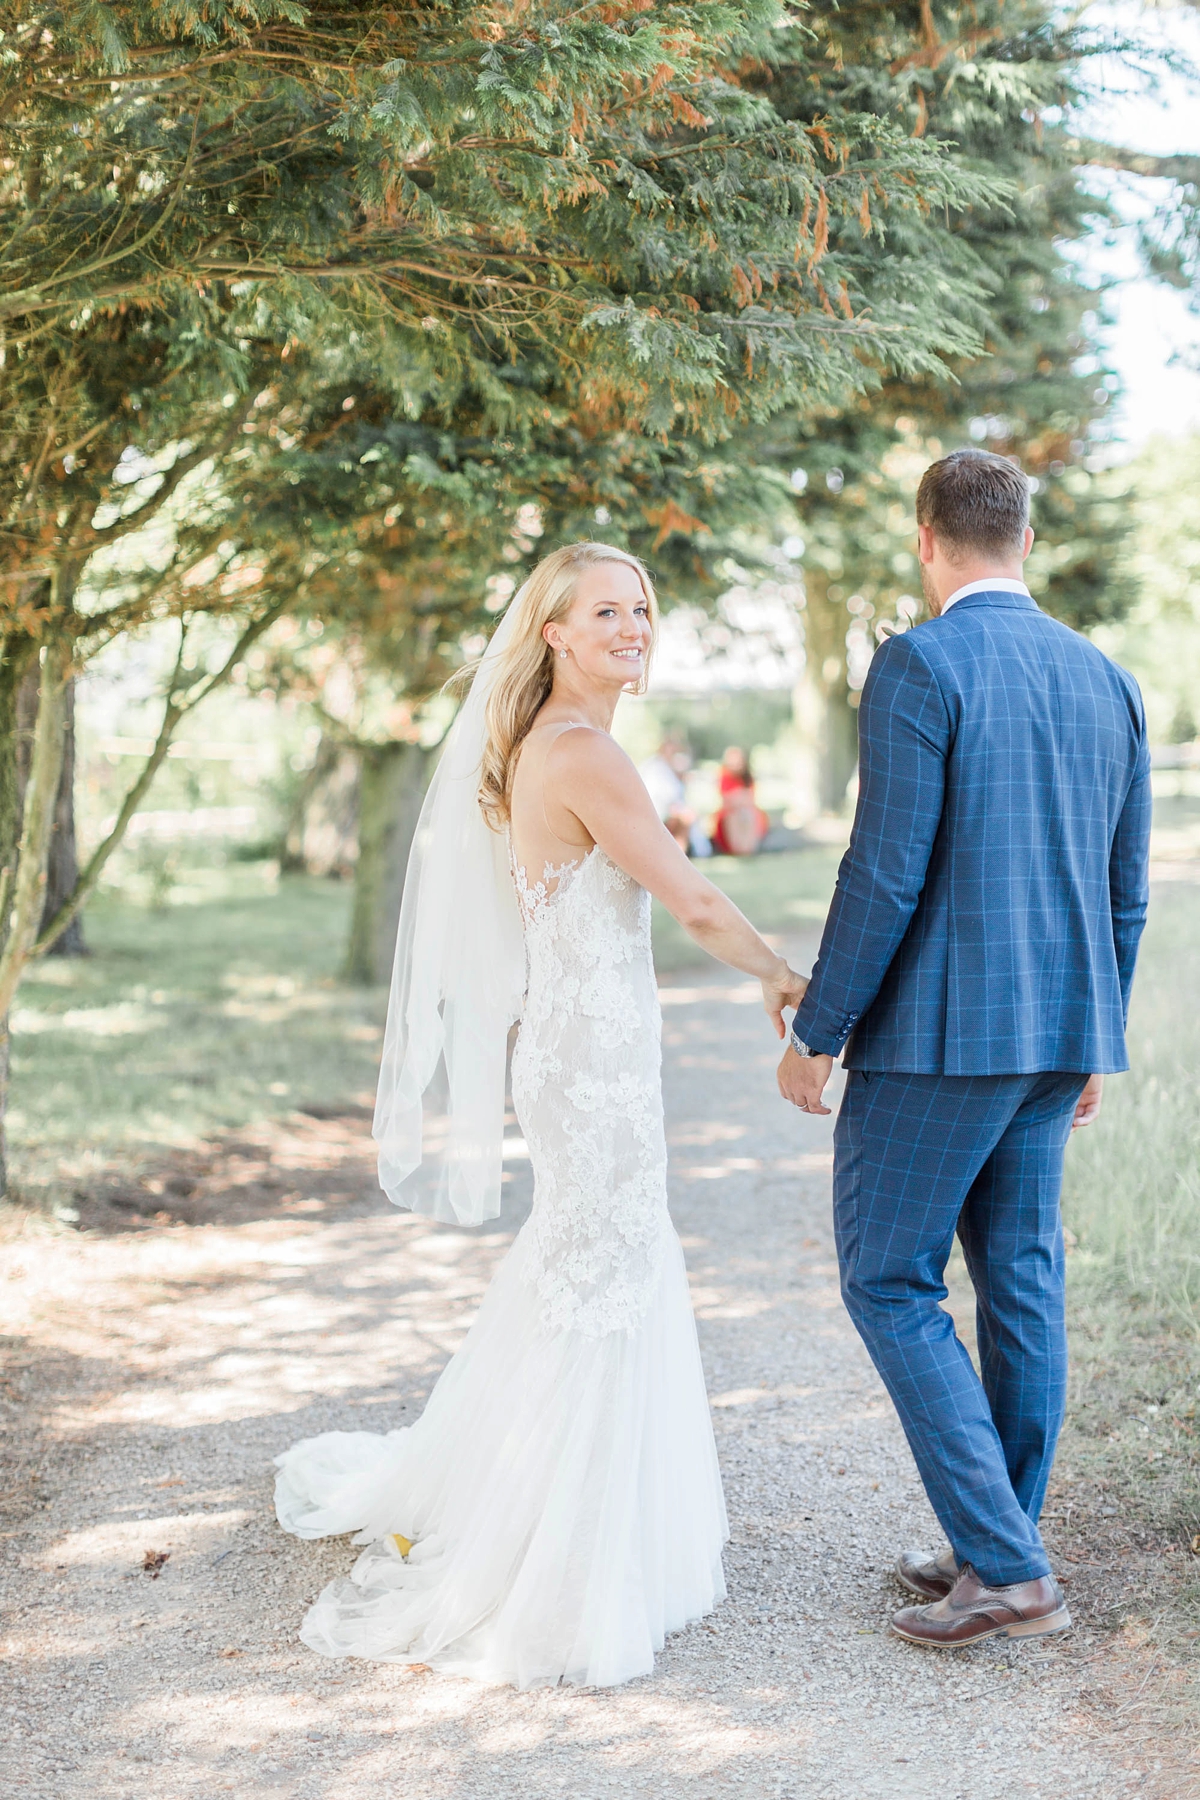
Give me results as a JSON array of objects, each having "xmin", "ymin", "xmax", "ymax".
[{"xmin": 940, "ymin": 576, "xmax": 1032, "ymax": 614}]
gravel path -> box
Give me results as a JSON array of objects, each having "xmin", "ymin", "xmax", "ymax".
[{"xmin": 0, "ymin": 935, "xmax": 1163, "ymax": 1799}]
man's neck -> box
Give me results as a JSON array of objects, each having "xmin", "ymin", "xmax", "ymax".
[{"xmin": 929, "ymin": 564, "xmax": 1027, "ymax": 616}]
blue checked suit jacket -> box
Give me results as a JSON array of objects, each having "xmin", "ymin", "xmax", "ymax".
[{"xmin": 791, "ymin": 589, "xmax": 1152, "ymax": 1075}]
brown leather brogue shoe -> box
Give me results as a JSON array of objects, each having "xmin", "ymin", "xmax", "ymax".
[
  {"xmin": 891, "ymin": 1564, "xmax": 1070, "ymax": 1648},
  {"xmin": 895, "ymin": 1544, "xmax": 959, "ymax": 1602}
]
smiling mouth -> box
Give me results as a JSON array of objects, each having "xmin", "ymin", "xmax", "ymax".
[{"xmin": 612, "ymin": 648, "xmax": 643, "ymax": 660}]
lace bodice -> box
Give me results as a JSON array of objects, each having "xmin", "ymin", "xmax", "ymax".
[{"xmin": 509, "ymin": 844, "xmax": 669, "ymax": 1338}]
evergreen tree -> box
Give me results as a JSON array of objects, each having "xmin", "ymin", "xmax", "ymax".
[
  {"xmin": 436, "ymin": 0, "xmax": 1146, "ymax": 813},
  {"xmin": 308, "ymin": 1, "xmax": 1153, "ymax": 820},
  {"xmin": 2, "ymin": 0, "xmax": 1009, "ymax": 1029},
  {"xmin": 0, "ymin": 0, "xmax": 1008, "ymax": 1179},
  {"xmin": 730, "ymin": 0, "xmax": 1141, "ymax": 809},
  {"xmin": 200, "ymin": 0, "xmax": 1166, "ymax": 962}
]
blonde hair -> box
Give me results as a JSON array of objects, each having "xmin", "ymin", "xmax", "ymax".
[{"xmin": 478, "ymin": 541, "xmax": 657, "ymax": 830}]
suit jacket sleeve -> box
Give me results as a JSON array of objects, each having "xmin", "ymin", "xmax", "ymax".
[
  {"xmin": 792, "ymin": 630, "xmax": 950, "ymax": 1057},
  {"xmin": 1108, "ymin": 682, "xmax": 1152, "ymax": 1019}
]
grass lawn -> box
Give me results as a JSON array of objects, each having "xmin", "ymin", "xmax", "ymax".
[
  {"xmin": 1053, "ymin": 879, "xmax": 1200, "ymax": 1696},
  {"xmin": 8, "ymin": 870, "xmax": 385, "ymax": 1202},
  {"xmin": 7, "ymin": 846, "xmax": 846, "ymax": 1198}
]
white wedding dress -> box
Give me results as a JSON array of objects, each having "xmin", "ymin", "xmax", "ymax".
[{"xmin": 274, "ymin": 844, "xmax": 728, "ymax": 1688}]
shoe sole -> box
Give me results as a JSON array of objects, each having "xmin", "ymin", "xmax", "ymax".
[{"xmin": 890, "ymin": 1606, "xmax": 1072, "ymax": 1647}]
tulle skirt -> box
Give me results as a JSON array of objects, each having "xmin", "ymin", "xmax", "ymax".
[{"xmin": 273, "ymin": 1219, "xmax": 728, "ymax": 1689}]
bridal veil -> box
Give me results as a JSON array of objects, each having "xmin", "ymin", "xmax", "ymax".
[{"xmin": 372, "ymin": 597, "xmax": 526, "ymax": 1227}]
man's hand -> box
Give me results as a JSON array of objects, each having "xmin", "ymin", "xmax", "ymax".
[
  {"xmin": 1072, "ymin": 1073, "xmax": 1103, "ymax": 1130},
  {"xmin": 777, "ymin": 1042, "xmax": 834, "ymax": 1115}
]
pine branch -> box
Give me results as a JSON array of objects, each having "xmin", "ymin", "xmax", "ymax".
[{"xmin": 1, "ymin": 109, "xmax": 202, "ymax": 317}]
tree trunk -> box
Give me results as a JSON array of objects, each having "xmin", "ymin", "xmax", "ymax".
[
  {"xmin": 15, "ymin": 663, "xmax": 87, "ymax": 954},
  {"xmin": 343, "ymin": 742, "xmax": 433, "ymax": 985},
  {"xmin": 0, "ymin": 642, "xmax": 37, "ymax": 913},
  {"xmin": 280, "ymin": 734, "xmax": 341, "ymax": 874},
  {"xmin": 816, "ymin": 680, "xmax": 860, "ymax": 814},
  {"xmin": 0, "ymin": 639, "xmax": 70, "ymax": 1197},
  {"xmin": 0, "ymin": 641, "xmax": 37, "ymax": 1202},
  {"xmin": 798, "ymin": 571, "xmax": 860, "ymax": 814},
  {"xmin": 24, "ymin": 675, "xmax": 87, "ymax": 955},
  {"xmin": 291, "ymin": 739, "xmax": 360, "ymax": 878},
  {"xmin": 0, "ymin": 1015, "xmax": 9, "ymax": 1209}
]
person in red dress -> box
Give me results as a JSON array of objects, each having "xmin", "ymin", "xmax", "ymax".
[{"xmin": 711, "ymin": 746, "xmax": 769, "ymax": 855}]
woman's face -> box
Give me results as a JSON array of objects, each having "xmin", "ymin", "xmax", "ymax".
[
  {"xmin": 546, "ymin": 562, "xmax": 653, "ymax": 690},
  {"xmin": 723, "ymin": 746, "xmax": 748, "ymax": 774}
]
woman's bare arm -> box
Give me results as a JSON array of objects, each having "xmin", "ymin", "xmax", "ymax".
[{"xmin": 545, "ymin": 727, "xmax": 808, "ymax": 1036}]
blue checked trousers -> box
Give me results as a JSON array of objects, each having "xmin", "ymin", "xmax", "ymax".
[{"xmin": 833, "ymin": 1068, "xmax": 1087, "ymax": 1588}]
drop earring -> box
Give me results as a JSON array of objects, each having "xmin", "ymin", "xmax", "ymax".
[{"xmin": 559, "ymin": 649, "xmax": 568, "ymax": 660}]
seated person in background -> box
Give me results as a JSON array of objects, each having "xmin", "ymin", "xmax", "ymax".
[
  {"xmin": 711, "ymin": 745, "xmax": 769, "ymax": 856},
  {"xmin": 639, "ymin": 736, "xmax": 705, "ymax": 854}
]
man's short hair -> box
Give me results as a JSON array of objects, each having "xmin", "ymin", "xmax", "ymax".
[{"xmin": 916, "ymin": 449, "xmax": 1030, "ymax": 558}]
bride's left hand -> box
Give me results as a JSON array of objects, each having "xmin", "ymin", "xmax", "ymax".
[{"xmin": 761, "ymin": 965, "xmax": 808, "ymax": 1039}]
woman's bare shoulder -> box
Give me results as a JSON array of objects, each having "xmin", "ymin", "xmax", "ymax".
[{"xmin": 544, "ymin": 723, "xmax": 639, "ymax": 788}]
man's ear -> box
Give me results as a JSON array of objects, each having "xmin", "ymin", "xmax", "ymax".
[
  {"xmin": 917, "ymin": 523, "xmax": 936, "ymax": 566},
  {"xmin": 1021, "ymin": 525, "xmax": 1035, "ymax": 560}
]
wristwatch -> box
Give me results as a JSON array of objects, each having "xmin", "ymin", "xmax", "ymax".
[{"xmin": 790, "ymin": 1032, "xmax": 816, "ymax": 1058}]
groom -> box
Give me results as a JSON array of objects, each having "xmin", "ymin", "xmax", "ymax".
[{"xmin": 779, "ymin": 448, "xmax": 1152, "ymax": 1646}]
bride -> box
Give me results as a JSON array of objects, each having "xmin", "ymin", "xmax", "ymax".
[{"xmin": 275, "ymin": 542, "xmax": 807, "ymax": 1688}]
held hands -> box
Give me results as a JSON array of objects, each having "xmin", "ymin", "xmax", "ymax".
[
  {"xmin": 761, "ymin": 961, "xmax": 834, "ymax": 1114},
  {"xmin": 776, "ymin": 1042, "xmax": 834, "ymax": 1115},
  {"xmin": 761, "ymin": 963, "xmax": 809, "ymax": 1041}
]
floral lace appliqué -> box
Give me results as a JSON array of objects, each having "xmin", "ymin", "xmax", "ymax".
[{"xmin": 508, "ymin": 843, "xmax": 668, "ymax": 1338}]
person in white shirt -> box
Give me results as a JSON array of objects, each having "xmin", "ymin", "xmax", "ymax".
[{"xmin": 638, "ymin": 737, "xmax": 710, "ymax": 855}]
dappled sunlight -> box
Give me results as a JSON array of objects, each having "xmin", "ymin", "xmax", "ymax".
[
  {"xmin": 11, "ymin": 1001, "xmax": 167, "ymax": 1037},
  {"xmin": 219, "ymin": 972, "xmax": 304, "ymax": 1000},
  {"xmin": 32, "ymin": 1215, "xmax": 508, "ymax": 1432},
  {"xmin": 659, "ymin": 981, "xmax": 762, "ymax": 1007},
  {"xmin": 669, "ymin": 1119, "xmax": 748, "ymax": 1146},
  {"xmin": 46, "ymin": 1508, "xmax": 254, "ymax": 1572},
  {"xmin": 692, "ymin": 1295, "xmax": 780, "ymax": 1321},
  {"xmin": 677, "ymin": 1150, "xmax": 833, "ymax": 1180},
  {"xmin": 711, "ymin": 1385, "xmax": 819, "ymax": 1409},
  {"xmin": 7, "ymin": 881, "xmax": 388, "ymax": 1178},
  {"xmin": 0, "ymin": 926, "xmax": 1170, "ymax": 1797},
  {"xmin": 219, "ymin": 992, "xmax": 371, "ymax": 1026}
]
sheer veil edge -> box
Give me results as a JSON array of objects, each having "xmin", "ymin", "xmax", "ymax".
[{"xmin": 372, "ymin": 598, "xmax": 526, "ymax": 1227}]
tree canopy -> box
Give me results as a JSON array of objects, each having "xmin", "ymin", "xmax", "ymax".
[
  {"xmin": 0, "ymin": 0, "xmax": 1187, "ymax": 1151},
  {"xmin": 731, "ymin": 0, "xmax": 1139, "ymax": 806},
  {"xmin": 0, "ymin": 0, "xmax": 1013, "ymax": 1010}
]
